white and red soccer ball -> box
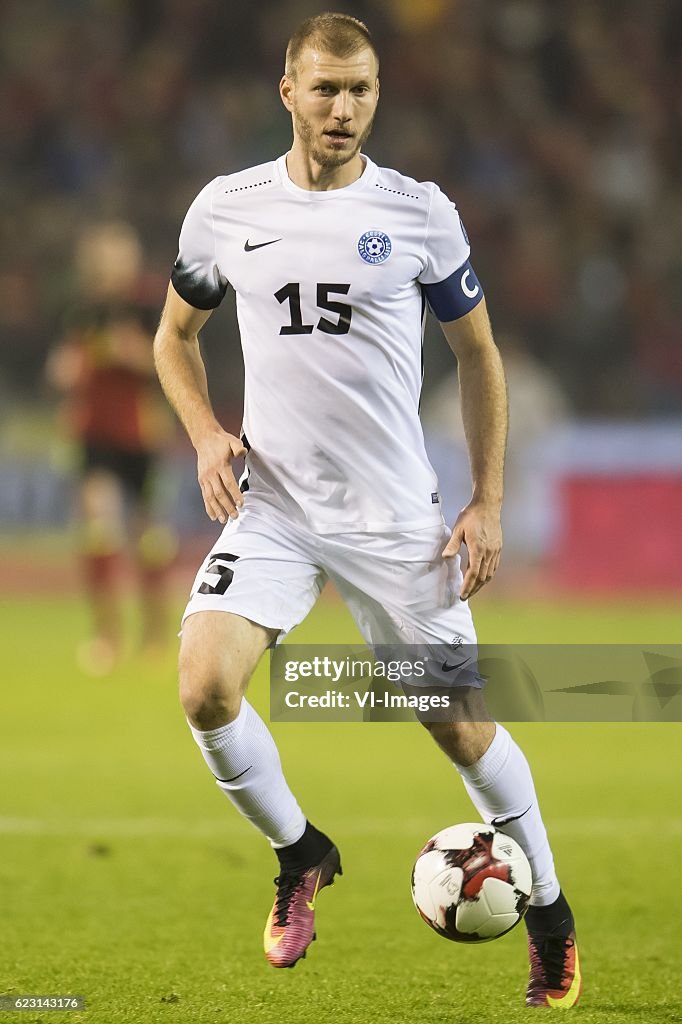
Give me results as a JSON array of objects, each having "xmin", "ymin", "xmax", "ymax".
[{"xmin": 411, "ymin": 823, "xmax": 533, "ymax": 943}]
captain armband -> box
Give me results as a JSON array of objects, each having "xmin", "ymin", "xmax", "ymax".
[{"xmin": 421, "ymin": 260, "xmax": 484, "ymax": 322}]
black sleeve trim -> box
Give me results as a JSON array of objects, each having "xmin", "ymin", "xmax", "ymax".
[{"xmin": 170, "ymin": 257, "xmax": 228, "ymax": 310}]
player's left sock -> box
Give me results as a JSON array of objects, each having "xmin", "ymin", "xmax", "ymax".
[{"xmin": 454, "ymin": 723, "xmax": 560, "ymax": 906}]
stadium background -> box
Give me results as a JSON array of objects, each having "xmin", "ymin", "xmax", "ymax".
[{"xmin": 1, "ymin": 2, "xmax": 680, "ymax": 1022}]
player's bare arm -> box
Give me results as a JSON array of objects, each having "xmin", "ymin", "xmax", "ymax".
[
  {"xmin": 440, "ymin": 297, "xmax": 507, "ymax": 600},
  {"xmin": 153, "ymin": 284, "xmax": 246, "ymax": 525}
]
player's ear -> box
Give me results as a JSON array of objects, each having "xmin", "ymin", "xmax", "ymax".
[{"xmin": 280, "ymin": 75, "xmax": 294, "ymax": 113}]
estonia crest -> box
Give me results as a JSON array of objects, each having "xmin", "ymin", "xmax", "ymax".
[{"xmin": 358, "ymin": 230, "xmax": 392, "ymax": 265}]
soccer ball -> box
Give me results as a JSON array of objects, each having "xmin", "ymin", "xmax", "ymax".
[{"xmin": 411, "ymin": 822, "xmax": 533, "ymax": 943}]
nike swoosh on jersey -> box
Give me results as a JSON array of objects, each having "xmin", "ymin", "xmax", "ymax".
[
  {"xmin": 490, "ymin": 805, "xmax": 533, "ymax": 828},
  {"xmin": 244, "ymin": 238, "xmax": 282, "ymax": 252},
  {"xmin": 306, "ymin": 870, "xmax": 323, "ymax": 912}
]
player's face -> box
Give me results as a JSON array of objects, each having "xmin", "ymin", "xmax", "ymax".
[{"xmin": 282, "ymin": 47, "xmax": 379, "ymax": 169}]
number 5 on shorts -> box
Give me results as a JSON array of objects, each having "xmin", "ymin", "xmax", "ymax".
[{"xmin": 197, "ymin": 553, "xmax": 239, "ymax": 595}]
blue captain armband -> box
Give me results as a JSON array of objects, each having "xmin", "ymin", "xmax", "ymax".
[{"xmin": 421, "ymin": 260, "xmax": 484, "ymax": 322}]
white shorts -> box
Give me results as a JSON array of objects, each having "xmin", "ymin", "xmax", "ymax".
[{"xmin": 182, "ymin": 501, "xmax": 477, "ymax": 667}]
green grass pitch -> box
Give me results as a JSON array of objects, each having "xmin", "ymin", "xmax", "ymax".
[{"xmin": 1, "ymin": 592, "xmax": 681, "ymax": 1023}]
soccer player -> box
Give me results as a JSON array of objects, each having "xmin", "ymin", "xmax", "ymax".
[
  {"xmin": 153, "ymin": 13, "xmax": 581, "ymax": 1009},
  {"xmin": 48, "ymin": 222, "xmax": 174, "ymax": 673}
]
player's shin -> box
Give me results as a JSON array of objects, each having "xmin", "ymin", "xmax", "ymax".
[
  {"xmin": 188, "ymin": 698, "xmax": 306, "ymax": 846},
  {"xmin": 453, "ymin": 723, "xmax": 560, "ymax": 907}
]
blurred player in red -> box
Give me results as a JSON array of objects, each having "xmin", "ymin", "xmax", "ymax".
[{"xmin": 47, "ymin": 222, "xmax": 176, "ymax": 673}]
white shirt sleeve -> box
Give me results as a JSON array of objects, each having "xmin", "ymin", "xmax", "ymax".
[
  {"xmin": 170, "ymin": 179, "xmax": 228, "ymax": 309},
  {"xmin": 419, "ymin": 184, "xmax": 471, "ymax": 286}
]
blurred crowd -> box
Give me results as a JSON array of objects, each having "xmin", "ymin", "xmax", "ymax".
[{"xmin": 1, "ymin": 0, "xmax": 680, "ymax": 415}]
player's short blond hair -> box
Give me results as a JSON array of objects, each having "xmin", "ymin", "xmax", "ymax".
[{"xmin": 285, "ymin": 12, "xmax": 379, "ymax": 80}]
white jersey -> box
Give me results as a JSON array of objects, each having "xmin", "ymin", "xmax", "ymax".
[{"xmin": 172, "ymin": 153, "xmax": 482, "ymax": 533}]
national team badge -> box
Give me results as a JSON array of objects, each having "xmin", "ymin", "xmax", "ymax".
[{"xmin": 358, "ymin": 230, "xmax": 392, "ymax": 265}]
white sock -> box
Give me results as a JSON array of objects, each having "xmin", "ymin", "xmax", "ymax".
[
  {"xmin": 454, "ymin": 723, "xmax": 560, "ymax": 906},
  {"xmin": 188, "ymin": 699, "xmax": 306, "ymax": 848}
]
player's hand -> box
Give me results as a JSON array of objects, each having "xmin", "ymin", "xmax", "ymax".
[
  {"xmin": 195, "ymin": 428, "xmax": 247, "ymax": 525},
  {"xmin": 442, "ymin": 501, "xmax": 502, "ymax": 600}
]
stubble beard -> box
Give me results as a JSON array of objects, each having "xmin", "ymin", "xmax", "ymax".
[{"xmin": 292, "ymin": 104, "xmax": 376, "ymax": 169}]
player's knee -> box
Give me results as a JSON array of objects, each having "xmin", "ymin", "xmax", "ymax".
[
  {"xmin": 421, "ymin": 717, "xmax": 494, "ymax": 767},
  {"xmin": 178, "ymin": 644, "xmax": 243, "ymax": 729},
  {"xmin": 421, "ymin": 718, "xmax": 458, "ymax": 749}
]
